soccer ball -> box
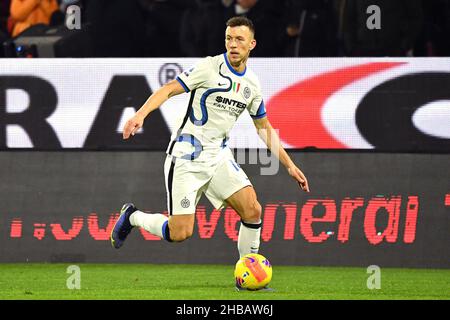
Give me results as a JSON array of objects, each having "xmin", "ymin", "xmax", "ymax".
[{"xmin": 234, "ymin": 253, "xmax": 272, "ymax": 290}]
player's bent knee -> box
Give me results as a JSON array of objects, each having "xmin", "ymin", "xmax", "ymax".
[
  {"xmin": 168, "ymin": 214, "xmax": 194, "ymax": 242},
  {"xmin": 170, "ymin": 233, "xmax": 192, "ymax": 242},
  {"xmin": 169, "ymin": 227, "xmax": 193, "ymax": 242}
]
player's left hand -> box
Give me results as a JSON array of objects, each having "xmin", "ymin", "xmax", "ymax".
[{"xmin": 288, "ymin": 166, "xmax": 310, "ymax": 192}]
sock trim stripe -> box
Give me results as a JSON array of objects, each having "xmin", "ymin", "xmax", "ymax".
[
  {"xmin": 241, "ymin": 220, "xmax": 262, "ymax": 229},
  {"xmin": 162, "ymin": 220, "xmax": 168, "ymax": 240},
  {"xmin": 162, "ymin": 220, "xmax": 172, "ymax": 242}
]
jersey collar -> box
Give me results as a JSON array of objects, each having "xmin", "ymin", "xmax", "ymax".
[{"xmin": 223, "ymin": 53, "xmax": 247, "ymax": 77}]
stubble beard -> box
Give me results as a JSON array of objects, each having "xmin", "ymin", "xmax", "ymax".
[{"xmin": 230, "ymin": 52, "xmax": 249, "ymax": 68}]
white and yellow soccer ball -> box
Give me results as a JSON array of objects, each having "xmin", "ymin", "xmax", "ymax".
[{"xmin": 234, "ymin": 253, "xmax": 272, "ymax": 290}]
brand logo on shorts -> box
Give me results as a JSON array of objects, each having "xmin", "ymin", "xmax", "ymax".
[
  {"xmin": 181, "ymin": 197, "xmax": 190, "ymax": 208},
  {"xmin": 243, "ymin": 86, "xmax": 251, "ymax": 99}
]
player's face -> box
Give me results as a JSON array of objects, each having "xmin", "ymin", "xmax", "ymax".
[{"xmin": 225, "ymin": 26, "xmax": 256, "ymax": 66}]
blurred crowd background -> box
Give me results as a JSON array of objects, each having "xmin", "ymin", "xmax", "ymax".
[{"xmin": 1, "ymin": 0, "xmax": 450, "ymax": 58}]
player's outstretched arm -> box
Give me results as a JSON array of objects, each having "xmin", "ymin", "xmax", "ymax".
[
  {"xmin": 123, "ymin": 79, "xmax": 185, "ymax": 139},
  {"xmin": 253, "ymin": 117, "xmax": 310, "ymax": 192}
]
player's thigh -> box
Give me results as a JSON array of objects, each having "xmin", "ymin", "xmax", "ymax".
[
  {"xmin": 205, "ymin": 152, "xmax": 258, "ymax": 220},
  {"xmin": 225, "ymin": 185, "xmax": 262, "ymax": 223}
]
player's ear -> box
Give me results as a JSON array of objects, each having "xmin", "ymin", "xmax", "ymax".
[{"xmin": 249, "ymin": 39, "xmax": 256, "ymax": 51}]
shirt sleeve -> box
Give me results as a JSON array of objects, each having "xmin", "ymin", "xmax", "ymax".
[
  {"xmin": 247, "ymin": 87, "xmax": 267, "ymax": 119},
  {"xmin": 176, "ymin": 57, "xmax": 212, "ymax": 93}
]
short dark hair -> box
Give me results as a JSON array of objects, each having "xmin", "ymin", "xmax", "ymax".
[{"xmin": 226, "ymin": 16, "xmax": 255, "ymax": 35}]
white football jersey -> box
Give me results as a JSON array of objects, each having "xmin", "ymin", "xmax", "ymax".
[{"xmin": 167, "ymin": 53, "xmax": 266, "ymax": 162}]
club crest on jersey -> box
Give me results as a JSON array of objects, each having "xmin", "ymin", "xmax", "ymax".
[{"xmin": 243, "ymin": 86, "xmax": 251, "ymax": 99}]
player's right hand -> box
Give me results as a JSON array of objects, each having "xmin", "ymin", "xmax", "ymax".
[
  {"xmin": 123, "ymin": 114, "xmax": 144, "ymax": 139},
  {"xmin": 288, "ymin": 165, "xmax": 310, "ymax": 193}
]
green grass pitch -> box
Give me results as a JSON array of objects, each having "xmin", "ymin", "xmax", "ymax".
[{"xmin": 0, "ymin": 264, "xmax": 448, "ymax": 300}]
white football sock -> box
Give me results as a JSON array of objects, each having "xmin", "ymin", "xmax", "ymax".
[
  {"xmin": 237, "ymin": 220, "xmax": 261, "ymax": 258},
  {"xmin": 129, "ymin": 210, "xmax": 169, "ymax": 240}
]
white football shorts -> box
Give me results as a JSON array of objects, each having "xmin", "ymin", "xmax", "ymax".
[{"xmin": 164, "ymin": 148, "xmax": 252, "ymax": 215}]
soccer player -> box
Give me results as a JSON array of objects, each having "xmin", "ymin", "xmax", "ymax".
[{"xmin": 111, "ymin": 16, "xmax": 309, "ymax": 260}]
